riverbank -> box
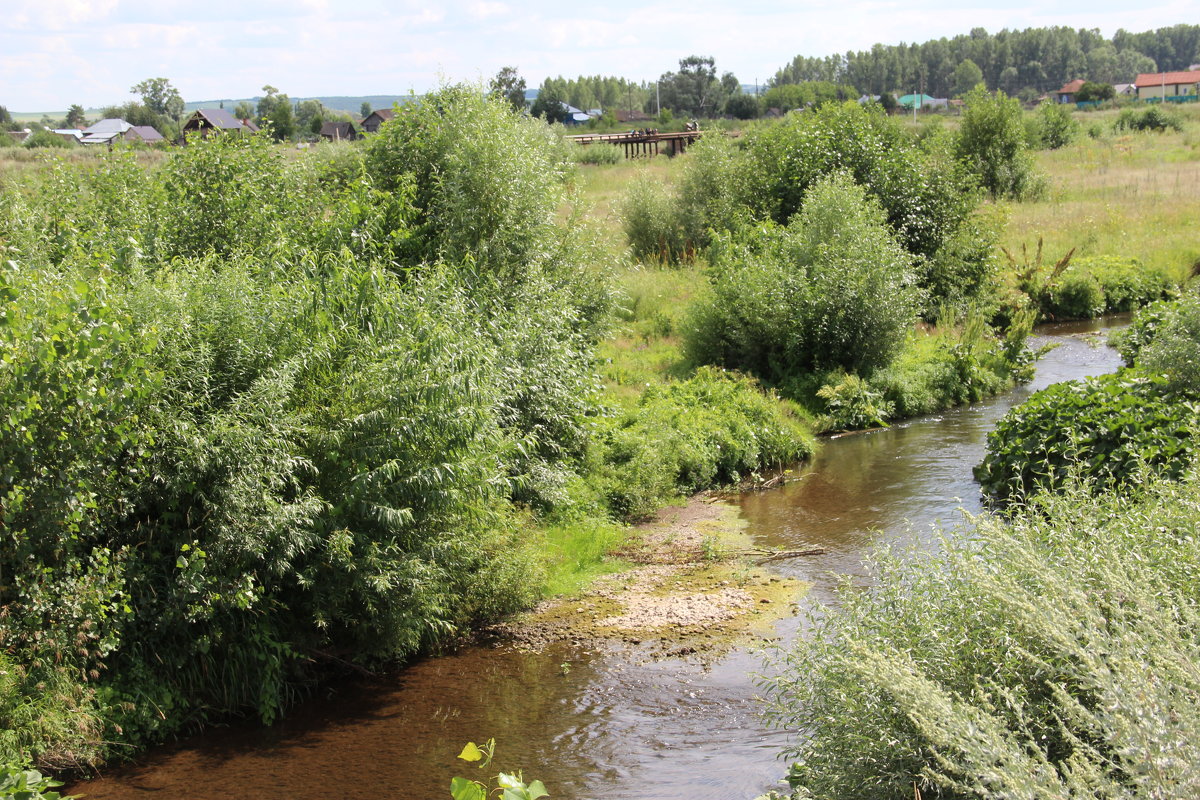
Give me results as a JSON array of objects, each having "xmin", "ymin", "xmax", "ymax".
[{"xmin": 497, "ymin": 496, "xmax": 808, "ymax": 659}]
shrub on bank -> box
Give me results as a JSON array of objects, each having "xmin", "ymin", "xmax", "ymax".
[
  {"xmin": 761, "ymin": 471, "xmax": 1200, "ymax": 799},
  {"xmin": 1027, "ymin": 256, "xmax": 1174, "ymax": 320},
  {"xmin": 592, "ymin": 367, "xmax": 814, "ymax": 520},
  {"xmin": 685, "ymin": 173, "xmax": 921, "ymax": 381},
  {"xmin": 975, "ymin": 370, "xmax": 1200, "ymax": 503},
  {"xmin": 869, "ymin": 308, "xmax": 1037, "ymax": 419}
]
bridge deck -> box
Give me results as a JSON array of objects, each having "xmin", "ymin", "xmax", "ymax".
[{"xmin": 564, "ymin": 129, "xmax": 703, "ymax": 158}]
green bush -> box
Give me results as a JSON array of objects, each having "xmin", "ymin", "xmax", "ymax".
[
  {"xmin": 1030, "ymin": 100, "xmax": 1078, "ymax": 149},
  {"xmin": 1110, "ymin": 296, "xmax": 1178, "ymax": 365},
  {"xmin": 816, "ymin": 373, "xmax": 894, "ymax": 430},
  {"xmin": 870, "ymin": 308, "xmax": 1036, "ymax": 419},
  {"xmin": 592, "ymin": 367, "xmax": 814, "ymax": 520},
  {"xmin": 975, "ymin": 370, "xmax": 1200, "ymax": 503},
  {"xmin": 762, "ymin": 471, "xmax": 1200, "ymax": 799},
  {"xmin": 685, "ymin": 173, "xmax": 921, "ymax": 381},
  {"xmin": 1114, "ymin": 105, "xmax": 1183, "ymax": 133},
  {"xmin": 1138, "ymin": 290, "xmax": 1200, "ymax": 391},
  {"xmin": 1037, "ymin": 269, "xmax": 1106, "ymax": 318},
  {"xmin": 22, "ymin": 130, "xmax": 73, "ymax": 149},
  {"xmin": 955, "ymin": 86, "xmax": 1042, "ymax": 199},
  {"xmin": 364, "ymin": 85, "xmax": 570, "ymax": 287},
  {"xmin": 1029, "ymin": 256, "xmax": 1174, "ymax": 320},
  {"xmin": 572, "ymin": 143, "xmax": 622, "ymax": 165},
  {"xmin": 620, "ymin": 172, "xmax": 691, "ymax": 263},
  {"xmin": 675, "ymin": 133, "xmax": 751, "ymax": 251},
  {"xmin": 741, "ymin": 102, "xmax": 977, "ymax": 262}
]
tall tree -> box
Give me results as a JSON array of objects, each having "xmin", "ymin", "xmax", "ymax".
[
  {"xmin": 530, "ymin": 85, "xmax": 568, "ymax": 123},
  {"xmin": 256, "ymin": 86, "xmax": 295, "ymax": 141},
  {"xmin": 361, "ymin": 101, "xmax": 372, "ymax": 118},
  {"xmin": 130, "ymin": 77, "xmax": 185, "ymax": 120},
  {"xmin": 489, "ymin": 66, "xmax": 528, "ymax": 112},
  {"xmin": 659, "ymin": 55, "xmax": 725, "ymax": 117},
  {"xmin": 951, "ymin": 59, "xmax": 984, "ymax": 97},
  {"xmin": 65, "ymin": 104, "xmax": 87, "ymax": 128}
]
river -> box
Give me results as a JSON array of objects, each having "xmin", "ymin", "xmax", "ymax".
[{"xmin": 68, "ymin": 318, "xmax": 1126, "ymax": 800}]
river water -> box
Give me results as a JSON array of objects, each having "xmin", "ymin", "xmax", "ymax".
[{"xmin": 69, "ymin": 319, "xmax": 1126, "ymax": 800}]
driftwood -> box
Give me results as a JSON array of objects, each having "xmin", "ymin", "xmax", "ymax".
[
  {"xmin": 714, "ymin": 547, "xmax": 829, "ymax": 563},
  {"xmin": 754, "ymin": 548, "xmax": 828, "ymax": 564}
]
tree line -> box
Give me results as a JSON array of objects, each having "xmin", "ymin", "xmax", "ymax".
[{"xmin": 772, "ymin": 24, "xmax": 1199, "ymax": 101}]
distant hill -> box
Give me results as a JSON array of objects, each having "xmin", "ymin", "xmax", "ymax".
[{"xmin": 10, "ymin": 95, "xmax": 419, "ymax": 122}]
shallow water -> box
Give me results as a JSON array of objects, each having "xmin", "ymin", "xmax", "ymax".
[{"xmin": 69, "ymin": 318, "xmax": 1126, "ymax": 800}]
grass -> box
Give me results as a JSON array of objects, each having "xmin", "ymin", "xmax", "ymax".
[
  {"xmin": 540, "ymin": 516, "xmax": 632, "ymax": 597},
  {"xmin": 1001, "ymin": 104, "xmax": 1200, "ymax": 281}
]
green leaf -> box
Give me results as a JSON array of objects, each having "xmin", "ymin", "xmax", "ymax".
[
  {"xmin": 457, "ymin": 742, "xmax": 483, "ymax": 762},
  {"xmin": 450, "ymin": 777, "xmax": 485, "ymax": 800}
]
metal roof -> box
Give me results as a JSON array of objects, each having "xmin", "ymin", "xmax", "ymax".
[
  {"xmin": 83, "ymin": 118, "xmax": 132, "ymax": 135},
  {"xmin": 188, "ymin": 108, "xmax": 246, "ymax": 129}
]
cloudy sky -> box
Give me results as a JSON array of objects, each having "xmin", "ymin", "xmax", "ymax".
[{"xmin": 1, "ymin": 0, "xmax": 1193, "ymax": 111}]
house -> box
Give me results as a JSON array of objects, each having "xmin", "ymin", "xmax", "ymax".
[
  {"xmin": 1135, "ymin": 71, "xmax": 1200, "ymax": 101},
  {"xmin": 51, "ymin": 129, "xmax": 84, "ymax": 143},
  {"xmin": 181, "ymin": 108, "xmax": 249, "ymax": 137},
  {"xmin": 560, "ymin": 103, "xmax": 592, "ymax": 125},
  {"xmin": 1114, "ymin": 83, "xmax": 1135, "ymax": 98},
  {"xmin": 319, "ymin": 121, "xmax": 358, "ymax": 142},
  {"xmin": 124, "ymin": 126, "xmax": 163, "ymax": 144},
  {"xmin": 857, "ymin": 94, "xmax": 881, "ymax": 104},
  {"xmin": 7, "ymin": 129, "xmax": 30, "ymax": 144},
  {"xmin": 1056, "ymin": 79, "xmax": 1085, "ymax": 104},
  {"xmin": 360, "ymin": 109, "xmax": 394, "ymax": 133},
  {"xmin": 80, "ymin": 118, "xmax": 132, "ymax": 145}
]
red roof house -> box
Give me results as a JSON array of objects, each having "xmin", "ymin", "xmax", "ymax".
[
  {"xmin": 1056, "ymin": 79, "xmax": 1085, "ymax": 103},
  {"xmin": 1134, "ymin": 71, "xmax": 1200, "ymax": 100}
]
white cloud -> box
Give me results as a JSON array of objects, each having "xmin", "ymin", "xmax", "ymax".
[
  {"xmin": 469, "ymin": 1, "xmax": 510, "ymax": 20},
  {"xmin": 8, "ymin": 0, "xmax": 119, "ymax": 30}
]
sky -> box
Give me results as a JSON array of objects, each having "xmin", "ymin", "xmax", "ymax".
[{"xmin": 1, "ymin": 0, "xmax": 1194, "ymax": 112}]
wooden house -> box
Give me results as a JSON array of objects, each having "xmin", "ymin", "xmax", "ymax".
[
  {"xmin": 181, "ymin": 108, "xmax": 249, "ymax": 138},
  {"xmin": 319, "ymin": 121, "xmax": 359, "ymax": 142},
  {"xmin": 360, "ymin": 109, "xmax": 395, "ymax": 133}
]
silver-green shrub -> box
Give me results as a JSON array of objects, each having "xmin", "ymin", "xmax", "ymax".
[{"xmin": 761, "ymin": 470, "xmax": 1200, "ymax": 799}]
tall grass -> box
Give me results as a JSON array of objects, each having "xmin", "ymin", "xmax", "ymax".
[{"xmin": 1002, "ymin": 103, "xmax": 1200, "ymax": 282}]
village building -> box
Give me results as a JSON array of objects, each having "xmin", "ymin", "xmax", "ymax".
[
  {"xmin": 319, "ymin": 120, "xmax": 359, "ymax": 142},
  {"xmin": 80, "ymin": 118, "xmax": 132, "ymax": 145},
  {"xmin": 360, "ymin": 109, "xmax": 395, "ymax": 133},
  {"xmin": 1056, "ymin": 79, "xmax": 1085, "ymax": 103},
  {"xmin": 1135, "ymin": 70, "xmax": 1200, "ymax": 101},
  {"xmin": 181, "ymin": 108, "xmax": 250, "ymax": 138},
  {"xmin": 125, "ymin": 126, "xmax": 164, "ymax": 144}
]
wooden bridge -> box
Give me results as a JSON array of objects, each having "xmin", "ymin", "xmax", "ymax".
[{"xmin": 565, "ymin": 129, "xmax": 703, "ymax": 158}]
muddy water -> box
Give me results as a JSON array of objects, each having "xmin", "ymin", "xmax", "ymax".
[{"xmin": 69, "ymin": 319, "xmax": 1125, "ymax": 800}]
